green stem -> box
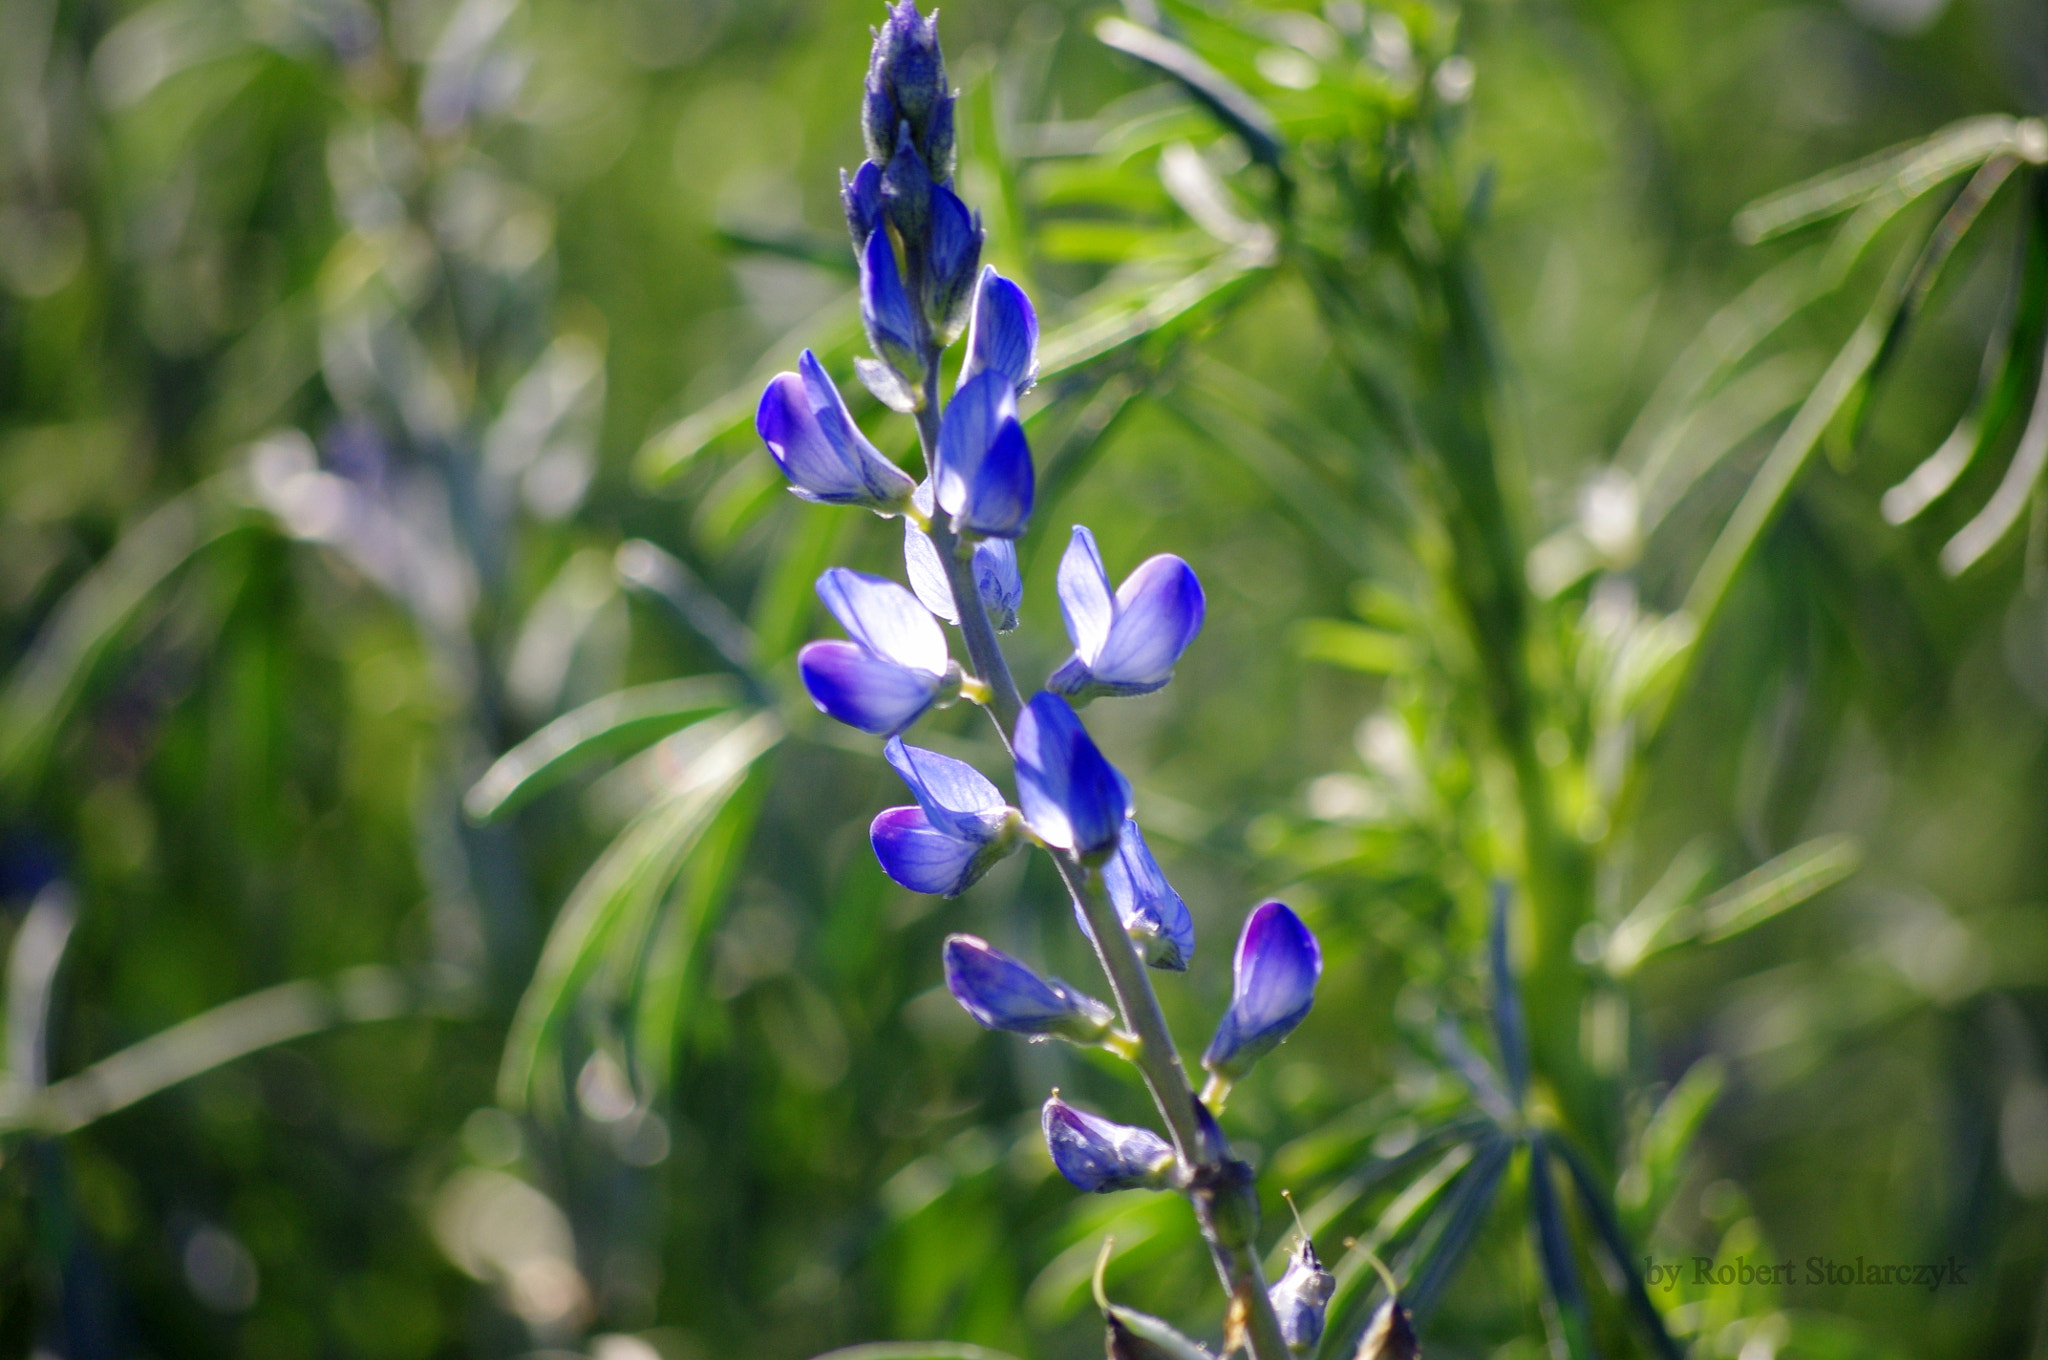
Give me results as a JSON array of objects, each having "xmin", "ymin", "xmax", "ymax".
[{"xmin": 908, "ymin": 351, "xmax": 1292, "ymax": 1360}]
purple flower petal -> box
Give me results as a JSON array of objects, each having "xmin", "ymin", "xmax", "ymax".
[
  {"xmin": 1091, "ymin": 555, "xmax": 1204, "ymax": 690},
  {"xmin": 904, "ymin": 504, "xmax": 1022, "ymax": 632},
  {"xmin": 1201, "ymin": 901, "xmax": 1321, "ymax": 1080},
  {"xmin": 935, "ymin": 370, "xmax": 1033, "ymax": 539},
  {"xmin": 943, "ymin": 935, "xmax": 1112, "ymax": 1040},
  {"xmin": 814, "ymin": 568, "xmax": 948, "ymax": 676},
  {"xmin": 1013, "ymin": 693, "xmax": 1131, "ymax": 858},
  {"xmin": 1041, "ymin": 1094, "xmax": 1174, "ymax": 1193},
  {"xmin": 798, "ymin": 640, "xmax": 941, "ymax": 736},
  {"xmin": 962, "ymin": 267, "xmax": 1039, "ymax": 394},
  {"xmin": 871, "ymin": 807, "xmax": 986, "ymax": 895},
  {"xmin": 860, "ymin": 227, "xmax": 922, "ymax": 375},
  {"xmin": 797, "ymin": 350, "xmax": 915, "ymax": 506},
  {"xmin": 1099, "ymin": 819, "xmax": 1194, "ymax": 970},
  {"xmin": 883, "ymin": 737, "xmax": 1007, "ymax": 842},
  {"xmin": 1056, "ymin": 525, "xmax": 1115, "ymax": 663}
]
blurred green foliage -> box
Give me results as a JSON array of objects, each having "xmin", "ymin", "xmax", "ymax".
[{"xmin": 2, "ymin": 0, "xmax": 2046, "ymax": 1357}]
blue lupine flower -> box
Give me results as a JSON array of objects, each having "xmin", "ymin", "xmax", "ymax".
[
  {"xmin": 1013, "ymin": 693, "xmax": 1131, "ymax": 860},
  {"xmin": 943, "ymin": 935, "xmax": 1114, "ymax": 1043},
  {"xmin": 756, "ymin": 350, "xmax": 916, "ymax": 511},
  {"xmin": 841, "ymin": 160, "xmax": 883, "ymax": 247},
  {"xmin": 1049, "ymin": 526, "xmax": 1205, "ymax": 700},
  {"xmin": 863, "ymin": 1, "xmax": 946, "ymax": 166},
  {"xmin": 903, "ymin": 480, "xmax": 1020, "ymax": 631},
  {"xmin": 922, "ymin": 182, "xmax": 982, "ymax": 342},
  {"xmin": 960, "ymin": 266, "xmax": 1038, "ymax": 395},
  {"xmin": 1269, "ymin": 1236, "xmax": 1335, "ymax": 1354},
  {"xmin": 1072, "ymin": 818, "xmax": 1193, "ymax": 970},
  {"xmin": 861, "ymin": 228, "xmax": 924, "ymax": 380},
  {"xmin": 934, "ymin": 369, "xmax": 1033, "ymax": 538},
  {"xmin": 1041, "ymin": 1093, "xmax": 1175, "ymax": 1192},
  {"xmin": 798, "ymin": 568, "xmax": 954, "ymax": 736},
  {"xmin": 1202, "ymin": 901, "xmax": 1322, "ymax": 1082},
  {"xmin": 869, "ymin": 738, "xmax": 1020, "ymax": 896}
]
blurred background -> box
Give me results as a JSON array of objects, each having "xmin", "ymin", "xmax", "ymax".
[{"xmin": 2, "ymin": 0, "xmax": 2046, "ymax": 1356}]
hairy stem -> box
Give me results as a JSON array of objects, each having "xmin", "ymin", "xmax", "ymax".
[{"xmin": 908, "ymin": 352, "xmax": 1292, "ymax": 1360}]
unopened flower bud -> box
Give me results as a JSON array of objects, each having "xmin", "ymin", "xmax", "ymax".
[
  {"xmin": 1202, "ymin": 901, "xmax": 1322, "ymax": 1083},
  {"xmin": 864, "ymin": 1, "xmax": 947, "ymax": 164},
  {"xmin": 943, "ymin": 935, "xmax": 1114, "ymax": 1043},
  {"xmin": 841, "ymin": 160, "xmax": 883, "ymax": 249},
  {"xmin": 922, "ymin": 184, "xmax": 982, "ymax": 344},
  {"xmin": 1042, "ymin": 1093, "xmax": 1175, "ymax": 1193}
]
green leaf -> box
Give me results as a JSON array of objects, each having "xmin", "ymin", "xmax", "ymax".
[
  {"xmin": 1095, "ymin": 18, "xmax": 1282, "ymax": 168},
  {"xmin": 1402, "ymin": 1132, "xmax": 1510, "ymax": 1322},
  {"xmin": 1695, "ymin": 834, "xmax": 1861, "ymax": 942},
  {"xmin": 1526, "ymin": 1137, "xmax": 1597, "ymax": 1360},
  {"xmin": 0, "ymin": 480, "xmax": 248, "ymax": 795},
  {"xmin": 464, "ymin": 677, "xmax": 741, "ymax": 822},
  {"xmin": 1293, "ymin": 621, "xmax": 1413, "ymax": 674},
  {"xmin": 1621, "ymin": 1057, "xmax": 1725, "ymax": 1240},
  {"xmin": 1551, "ymin": 1138, "xmax": 1685, "ymax": 1360},
  {"xmin": 1732, "ymin": 116, "xmax": 2042, "ymax": 244},
  {"xmin": 1883, "ymin": 202, "xmax": 2048, "ymax": 525},
  {"xmin": 496, "ymin": 712, "xmax": 780, "ymax": 1112}
]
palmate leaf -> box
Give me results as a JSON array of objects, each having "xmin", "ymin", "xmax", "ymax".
[{"xmin": 496, "ymin": 711, "xmax": 781, "ymax": 1113}]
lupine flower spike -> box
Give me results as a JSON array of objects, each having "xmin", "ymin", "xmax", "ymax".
[
  {"xmin": 904, "ymin": 482, "xmax": 1022, "ymax": 631},
  {"xmin": 1269, "ymin": 1191, "xmax": 1335, "ymax": 1354},
  {"xmin": 756, "ymin": 350, "xmax": 916, "ymax": 511},
  {"xmin": 1202, "ymin": 901, "xmax": 1322, "ymax": 1102},
  {"xmin": 1050, "ymin": 525, "xmax": 1206, "ymax": 701},
  {"xmin": 798, "ymin": 568, "xmax": 958, "ymax": 736},
  {"xmin": 870, "ymin": 738, "xmax": 1021, "ymax": 895},
  {"xmin": 1042, "ymin": 1093, "xmax": 1176, "ymax": 1193},
  {"xmin": 943, "ymin": 935, "xmax": 1114, "ymax": 1043},
  {"xmin": 1013, "ymin": 692, "xmax": 1132, "ymax": 860},
  {"xmin": 1073, "ymin": 817, "xmax": 1195, "ymax": 970}
]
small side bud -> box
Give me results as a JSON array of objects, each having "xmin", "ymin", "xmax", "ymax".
[
  {"xmin": 1270, "ymin": 1197, "xmax": 1336, "ymax": 1354},
  {"xmin": 882, "ymin": 124, "xmax": 934, "ymax": 250},
  {"xmin": 859, "ymin": 228, "xmax": 925, "ymax": 383},
  {"xmin": 1043, "ymin": 1094, "xmax": 1176, "ymax": 1193},
  {"xmin": 922, "ymin": 184, "xmax": 983, "ymax": 345},
  {"xmin": 943, "ymin": 935, "xmax": 1114, "ymax": 1043},
  {"xmin": 841, "ymin": 160, "xmax": 883, "ymax": 249},
  {"xmin": 1355, "ymin": 1298, "xmax": 1419, "ymax": 1360}
]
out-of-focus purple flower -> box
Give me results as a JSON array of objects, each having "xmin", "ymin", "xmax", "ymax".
[
  {"xmin": 1041, "ymin": 1093, "xmax": 1175, "ymax": 1193},
  {"xmin": 1048, "ymin": 526, "xmax": 1205, "ymax": 701},
  {"xmin": 943, "ymin": 935, "xmax": 1113, "ymax": 1043},
  {"xmin": 1202, "ymin": 901, "xmax": 1322, "ymax": 1082},
  {"xmin": 756, "ymin": 350, "xmax": 916, "ymax": 511},
  {"xmin": 870, "ymin": 738, "xmax": 1020, "ymax": 896},
  {"xmin": 1013, "ymin": 693, "xmax": 1131, "ymax": 860},
  {"xmin": 934, "ymin": 370, "xmax": 1033, "ymax": 539},
  {"xmin": 861, "ymin": 229, "xmax": 924, "ymax": 381},
  {"xmin": 1269, "ymin": 1235, "xmax": 1335, "ymax": 1353},
  {"xmin": 904, "ymin": 482, "xmax": 1021, "ymax": 631},
  {"xmin": 798, "ymin": 568, "xmax": 954, "ymax": 736},
  {"xmin": 841, "ymin": 160, "xmax": 883, "ymax": 248},
  {"xmin": 1073, "ymin": 818, "xmax": 1193, "ymax": 970},
  {"xmin": 922, "ymin": 183, "xmax": 982, "ymax": 343},
  {"xmin": 960, "ymin": 267, "xmax": 1038, "ymax": 395}
]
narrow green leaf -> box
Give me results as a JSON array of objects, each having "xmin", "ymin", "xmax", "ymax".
[
  {"xmin": 1095, "ymin": 18, "xmax": 1282, "ymax": 168},
  {"xmin": 1602, "ymin": 838, "xmax": 1716, "ymax": 977},
  {"xmin": 1883, "ymin": 207, "xmax": 2048, "ymax": 524},
  {"xmin": 1696, "ymin": 833, "xmax": 1861, "ymax": 942},
  {"xmin": 1402, "ymin": 1133, "xmax": 1510, "ymax": 1323},
  {"xmin": 1551, "ymin": 1137, "xmax": 1685, "ymax": 1360},
  {"xmin": 463, "ymin": 677, "xmax": 742, "ymax": 823},
  {"xmin": 1488, "ymin": 883, "xmax": 1529, "ymax": 1104},
  {"xmin": 1527, "ymin": 1137, "xmax": 1599, "ymax": 1360},
  {"xmin": 0, "ymin": 481, "xmax": 247, "ymax": 793},
  {"xmin": 1940, "ymin": 330, "xmax": 2048, "ymax": 574},
  {"xmin": 1292, "ymin": 620, "xmax": 1413, "ymax": 674},
  {"xmin": 1732, "ymin": 116, "xmax": 2038, "ymax": 244},
  {"xmin": 496, "ymin": 712, "xmax": 780, "ymax": 1112},
  {"xmin": 1037, "ymin": 253, "xmax": 1261, "ymax": 380}
]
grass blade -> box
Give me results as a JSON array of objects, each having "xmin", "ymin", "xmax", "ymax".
[{"xmin": 463, "ymin": 676, "xmax": 742, "ymax": 822}]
